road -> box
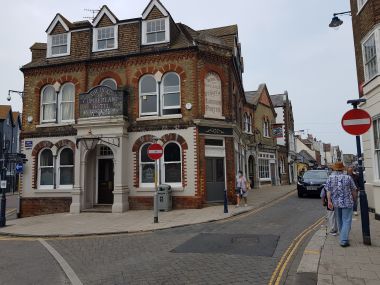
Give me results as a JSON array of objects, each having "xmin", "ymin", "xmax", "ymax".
[{"xmin": 0, "ymin": 193, "xmax": 324, "ymax": 285}]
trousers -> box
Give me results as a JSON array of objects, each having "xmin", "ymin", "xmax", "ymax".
[
  {"xmin": 336, "ymin": 207, "xmax": 353, "ymax": 245},
  {"xmin": 326, "ymin": 210, "xmax": 338, "ymax": 233}
]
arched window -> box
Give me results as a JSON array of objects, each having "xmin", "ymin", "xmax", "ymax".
[
  {"xmin": 263, "ymin": 118, "xmax": 270, "ymax": 137},
  {"xmin": 140, "ymin": 143, "xmax": 155, "ymax": 185},
  {"xmin": 248, "ymin": 114, "xmax": 252, "ymax": 133},
  {"xmin": 163, "ymin": 142, "xmax": 182, "ymax": 184},
  {"xmin": 39, "ymin": 148, "xmax": 54, "ymax": 186},
  {"xmin": 60, "ymin": 83, "xmax": 75, "ymax": 122},
  {"xmin": 101, "ymin": 78, "xmax": 117, "ymax": 90},
  {"xmin": 58, "ymin": 148, "xmax": 74, "ymax": 186},
  {"xmin": 162, "ymin": 72, "xmax": 180, "ymax": 115},
  {"xmin": 139, "ymin": 75, "xmax": 158, "ymax": 116},
  {"xmin": 41, "ymin": 86, "xmax": 56, "ymax": 122}
]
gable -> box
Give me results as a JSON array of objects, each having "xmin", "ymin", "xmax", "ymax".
[
  {"xmin": 93, "ymin": 6, "xmax": 117, "ymax": 27},
  {"xmin": 51, "ymin": 22, "xmax": 66, "ymax": 35},
  {"xmin": 146, "ymin": 6, "xmax": 165, "ymax": 20},
  {"xmin": 259, "ymin": 92, "xmax": 271, "ymax": 107},
  {"xmin": 46, "ymin": 14, "xmax": 70, "ymax": 34},
  {"xmin": 96, "ymin": 14, "xmax": 114, "ymax": 28},
  {"xmin": 142, "ymin": 0, "xmax": 169, "ymax": 20}
]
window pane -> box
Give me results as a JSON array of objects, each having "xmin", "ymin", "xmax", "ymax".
[
  {"xmin": 141, "ymin": 76, "xmax": 156, "ymax": 93},
  {"xmin": 215, "ymin": 159, "xmax": 224, "ymax": 182},
  {"xmin": 206, "ymin": 159, "xmax": 213, "ymax": 182},
  {"xmin": 142, "ymin": 164, "xmax": 155, "ymax": 183},
  {"xmin": 60, "ymin": 167, "xmax": 74, "ymax": 185},
  {"xmin": 165, "ymin": 163, "xmax": 181, "ymax": 183},
  {"xmin": 163, "ymin": 73, "xmax": 179, "ymax": 91},
  {"xmin": 43, "ymin": 86, "xmax": 56, "ymax": 103},
  {"xmin": 163, "ymin": 92, "xmax": 180, "ymax": 107},
  {"xmin": 377, "ymin": 151, "xmax": 380, "ymax": 179},
  {"xmin": 374, "ymin": 119, "xmax": 380, "ymax": 149},
  {"xmin": 41, "ymin": 168, "xmax": 53, "ymax": 185},
  {"xmin": 61, "ymin": 103, "xmax": 74, "ymax": 121},
  {"xmin": 164, "ymin": 143, "xmax": 180, "ymax": 162},
  {"xmin": 141, "ymin": 144, "xmax": 154, "ymax": 162},
  {"xmin": 98, "ymin": 40, "xmax": 106, "ymax": 50},
  {"xmin": 141, "ymin": 95, "xmax": 157, "ymax": 113},
  {"xmin": 147, "ymin": 33, "xmax": 156, "ymax": 43},
  {"xmin": 205, "ymin": 139, "xmax": 223, "ymax": 146},
  {"xmin": 43, "ymin": 104, "xmax": 56, "ymax": 121},
  {"xmin": 60, "ymin": 148, "xmax": 73, "ymax": 165},
  {"xmin": 101, "ymin": 78, "xmax": 117, "ymax": 90},
  {"xmin": 156, "ymin": 31, "xmax": 165, "ymax": 42},
  {"xmin": 40, "ymin": 149, "xmax": 53, "ymax": 166},
  {"xmin": 106, "ymin": 38, "xmax": 114, "ymax": 48},
  {"xmin": 62, "ymin": 84, "xmax": 74, "ymax": 101}
]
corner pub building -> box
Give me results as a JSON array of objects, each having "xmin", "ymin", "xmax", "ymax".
[{"xmin": 19, "ymin": 0, "xmax": 265, "ymax": 217}]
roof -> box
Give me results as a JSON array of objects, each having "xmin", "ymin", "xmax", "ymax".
[
  {"xmin": 270, "ymin": 94, "xmax": 285, "ymax": 107},
  {"xmin": 245, "ymin": 84, "xmax": 266, "ymax": 105},
  {"xmin": 0, "ymin": 105, "xmax": 12, "ymax": 120},
  {"xmin": 299, "ymin": 150, "xmax": 316, "ymax": 163},
  {"xmin": 198, "ymin": 25, "xmax": 238, "ymax": 37},
  {"xmin": 30, "ymin": 43, "xmax": 47, "ymax": 50}
]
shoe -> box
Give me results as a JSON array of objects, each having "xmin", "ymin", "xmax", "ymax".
[
  {"xmin": 329, "ymin": 231, "xmax": 337, "ymax": 236},
  {"xmin": 244, "ymin": 204, "xmax": 248, "ymax": 207},
  {"xmin": 354, "ymin": 211, "xmax": 358, "ymax": 216},
  {"xmin": 340, "ymin": 242, "xmax": 350, "ymax": 247},
  {"xmin": 235, "ymin": 205, "xmax": 240, "ymax": 208}
]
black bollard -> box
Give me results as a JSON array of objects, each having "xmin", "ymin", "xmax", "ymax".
[{"xmin": 224, "ymin": 189, "xmax": 228, "ymax": 214}]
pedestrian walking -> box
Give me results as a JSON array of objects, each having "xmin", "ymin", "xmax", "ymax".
[
  {"xmin": 320, "ymin": 187, "xmax": 338, "ymax": 235},
  {"xmin": 236, "ymin": 171, "xmax": 248, "ymax": 207},
  {"xmin": 347, "ymin": 166, "xmax": 360, "ymax": 216},
  {"xmin": 325, "ymin": 162, "xmax": 357, "ymax": 247}
]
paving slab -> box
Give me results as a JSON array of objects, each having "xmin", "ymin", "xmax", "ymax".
[{"xmin": 0, "ymin": 185, "xmax": 295, "ymax": 237}]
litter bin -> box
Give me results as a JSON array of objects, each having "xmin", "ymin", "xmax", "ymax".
[{"xmin": 157, "ymin": 184, "xmax": 172, "ymax": 211}]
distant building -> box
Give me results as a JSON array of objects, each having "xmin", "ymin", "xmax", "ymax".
[{"xmin": 350, "ymin": 0, "xmax": 380, "ymax": 218}]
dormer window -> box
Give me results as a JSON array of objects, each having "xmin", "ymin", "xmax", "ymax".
[
  {"xmin": 142, "ymin": 18, "xmax": 169, "ymax": 45},
  {"xmin": 51, "ymin": 34, "xmax": 68, "ymax": 55},
  {"xmin": 98, "ymin": 27, "xmax": 115, "ymax": 49}
]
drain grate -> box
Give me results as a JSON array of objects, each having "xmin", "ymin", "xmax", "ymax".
[{"xmin": 171, "ymin": 233, "xmax": 279, "ymax": 257}]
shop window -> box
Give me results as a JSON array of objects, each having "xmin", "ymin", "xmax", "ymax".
[
  {"xmin": 39, "ymin": 149, "xmax": 54, "ymax": 187},
  {"xmin": 58, "ymin": 148, "xmax": 74, "ymax": 186},
  {"xmin": 259, "ymin": 159, "xmax": 270, "ymax": 180},
  {"xmin": 101, "ymin": 78, "xmax": 117, "ymax": 90},
  {"xmin": 163, "ymin": 142, "xmax": 181, "ymax": 184}
]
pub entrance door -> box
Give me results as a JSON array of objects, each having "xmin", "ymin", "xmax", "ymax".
[
  {"xmin": 206, "ymin": 157, "xmax": 225, "ymax": 202},
  {"xmin": 98, "ymin": 158, "xmax": 114, "ymax": 204}
]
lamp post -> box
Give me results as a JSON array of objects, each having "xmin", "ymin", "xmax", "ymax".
[{"xmin": 0, "ymin": 140, "xmax": 10, "ymax": 227}]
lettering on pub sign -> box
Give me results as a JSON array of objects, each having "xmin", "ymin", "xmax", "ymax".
[
  {"xmin": 204, "ymin": 72, "xmax": 223, "ymax": 118},
  {"xmin": 79, "ymin": 86, "xmax": 125, "ymax": 118}
]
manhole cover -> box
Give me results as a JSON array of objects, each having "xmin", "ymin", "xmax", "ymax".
[{"xmin": 171, "ymin": 233, "xmax": 279, "ymax": 257}]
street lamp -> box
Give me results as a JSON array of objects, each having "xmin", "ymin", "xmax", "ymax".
[
  {"xmin": 76, "ymin": 130, "xmax": 120, "ymax": 151},
  {"xmin": 329, "ymin": 11, "xmax": 351, "ymax": 29},
  {"xmin": 7, "ymin": 90, "xmax": 24, "ymax": 102}
]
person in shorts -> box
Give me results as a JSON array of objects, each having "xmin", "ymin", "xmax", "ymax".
[{"xmin": 236, "ymin": 171, "xmax": 248, "ymax": 207}]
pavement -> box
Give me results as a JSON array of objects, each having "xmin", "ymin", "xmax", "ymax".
[
  {"xmin": 297, "ymin": 210, "xmax": 380, "ymax": 285},
  {"xmin": 0, "ymin": 184, "xmax": 295, "ymax": 237}
]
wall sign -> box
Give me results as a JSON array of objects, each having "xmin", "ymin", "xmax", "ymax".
[
  {"xmin": 198, "ymin": 126, "xmax": 233, "ymax": 136},
  {"xmin": 272, "ymin": 124, "xmax": 284, "ymax": 138},
  {"xmin": 25, "ymin": 141, "xmax": 33, "ymax": 149},
  {"xmin": 204, "ymin": 73, "xmax": 223, "ymax": 118},
  {"xmin": 79, "ymin": 86, "xmax": 126, "ymax": 118}
]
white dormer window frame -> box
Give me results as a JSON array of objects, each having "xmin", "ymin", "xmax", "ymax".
[
  {"xmin": 47, "ymin": 32, "xmax": 71, "ymax": 58},
  {"xmin": 357, "ymin": 0, "xmax": 368, "ymax": 13},
  {"xmin": 142, "ymin": 17, "xmax": 170, "ymax": 45},
  {"xmin": 92, "ymin": 25, "xmax": 118, "ymax": 52}
]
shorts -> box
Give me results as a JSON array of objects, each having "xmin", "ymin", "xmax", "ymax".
[{"xmin": 235, "ymin": 187, "xmax": 241, "ymax": 195}]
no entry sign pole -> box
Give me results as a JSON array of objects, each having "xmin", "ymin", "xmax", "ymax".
[
  {"xmin": 148, "ymin": 143, "xmax": 163, "ymax": 224},
  {"xmin": 343, "ymin": 99, "xmax": 371, "ymax": 245}
]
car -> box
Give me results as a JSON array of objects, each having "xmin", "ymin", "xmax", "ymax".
[{"xmin": 297, "ymin": 170, "xmax": 329, "ymax": 198}]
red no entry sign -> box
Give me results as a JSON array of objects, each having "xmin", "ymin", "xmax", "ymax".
[
  {"xmin": 147, "ymin": 143, "xmax": 163, "ymax": 160},
  {"xmin": 341, "ymin": 109, "xmax": 371, "ymax": 136}
]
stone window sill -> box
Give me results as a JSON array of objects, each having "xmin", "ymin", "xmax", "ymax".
[
  {"xmin": 136, "ymin": 114, "xmax": 183, "ymax": 121},
  {"xmin": 34, "ymin": 189, "xmax": 73, "ymax": 194},
  {"xmin": 36, "ymin": 122, "xmax": 75, "ymax": 128}
]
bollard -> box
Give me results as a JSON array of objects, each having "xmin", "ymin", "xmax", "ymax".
[
  {"xmin": 154, "ymin": 192, "xmax": 158, "ymax": 223},
  {"xmin": 224, "ymin": 189, "xmax": 228, "ymax": 214}
]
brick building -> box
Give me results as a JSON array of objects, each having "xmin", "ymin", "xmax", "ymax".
[
  {"xmin": 18, "ymin": 0, "xmax": 262, "ymax": 217},
  {"xmin": 271, "ymin": 91, "xmax": 297, "ymax": 185},
  {"xmin": 349, "ymin": 0, "xmax": 380, "ymax": 218}
]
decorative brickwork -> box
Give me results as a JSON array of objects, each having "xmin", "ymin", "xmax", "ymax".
[
  {"xmin": 97, "ymin": 15, "xmax": 114, "ymax": 28},
  {"xmin": 51, "ymin": 22, "xmax": 66, "ymax": 35},
  {"xmin": 92, "ymin": 71, "xmax": 123, "ymax": 87},
  {"xmin": 146, "ymin": 6, "xmax": 165, "ymax": 21}
]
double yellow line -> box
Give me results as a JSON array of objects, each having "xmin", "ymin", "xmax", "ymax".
[{"xmin": 268, "ymin": 216, "xmax": 325, "ymax": 285}]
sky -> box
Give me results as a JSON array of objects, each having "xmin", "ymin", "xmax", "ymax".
[{"xmin": 0, "ymin": 0, "xmax": 358, "ymax": 153}]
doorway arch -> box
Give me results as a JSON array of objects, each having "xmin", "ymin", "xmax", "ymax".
[{"xmin": 248, "ymin": 155, "xmax": 256, "ymax": 188}]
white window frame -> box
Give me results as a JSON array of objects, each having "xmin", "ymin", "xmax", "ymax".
[
  {"xmin": 263, "ymin": 119, "xmax": 270, "ymax": 138},
  {"xmin": 100, "ymin": 78, "xmax": 117, "ymax": 90},
  {"xmin": 57, "ymin": 147, "xmax": 74, "ymax": 189},
  {"xmin": 92, "ymin": 25, "xmax": 118, "ymax": 52},
  {"xmin": 357, "ymin": 0, "xmax": 368, "ymax": 12},
  {"xmin": 162, "ymin": 142, "xmax": 182, "ymax": 187},
  {"xmin": 47, "ymin": 32, "xmax": 71, "ymax": 58},
  {"xmin": 59, "ymin": 83, "xmax": 75, "ymax": 123},
  {"xmin": 259, "ymin": 158, "xmax": 270, "ymax": 181},
  {"xmin": 140, "ymin": 143, "xmax": 156, "ymax": 188},
  {"xmin": 363, "ymin": 33, "xmax": 378, "ymax": 81},
  {"xmin": 40, "ymin": 85, "xmax": 57, "ymax": 124},
  {"xmin": 142, "ymin": 17, "xmax": 170, "ymax": 45},
  {"xmin": 139, "ymin": 75, "xmax": 158, "ymax": 117},
  {"xmin": 38, "ymin": 148, "xmax": 54, "ymax": 189},
  {"xmin": 161, "ymin": 72, "xmax": 181, "ymax": 115}
]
